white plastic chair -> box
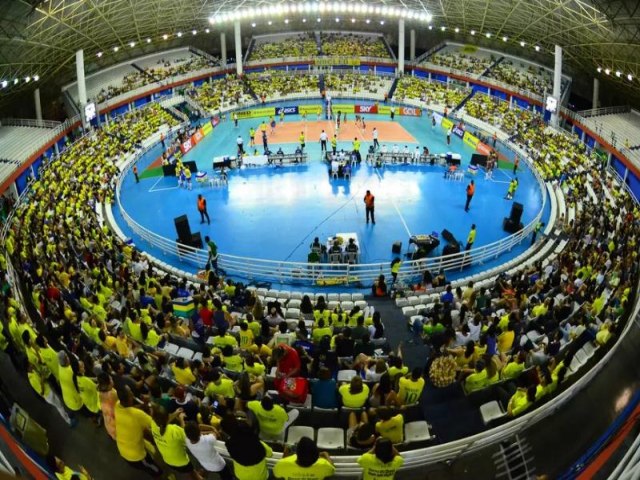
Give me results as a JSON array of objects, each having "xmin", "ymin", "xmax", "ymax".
[{"xmin": 316, "ymin": 428, "xmax": 345, "ymax": 450}]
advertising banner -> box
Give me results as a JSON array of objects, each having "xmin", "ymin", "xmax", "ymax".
[
  {"xmin": 202, "ymin": 122, "xmax": 213, "ymax": 136},
  {"xmin": 212, "ymin": 116, "xmax": 220, "ymax": 127},
  {"xmin": 355, "ymin": 104, "xmax": 378, "ymax": 114},
  {"xmin": 277, "ymin": 106, "xmax": 299, "ymax": 115},
  {"xmin": 192, "ymin": 129, "xmax": 204, "ymax": 144},
  {"xmin": 332, "ymin": 104, "xmax": 355, "ymax": 114},
  {"xmin": 180, "ymin": 139, "xmax": 194, "ymax": 154},
  {"xmin": 463, "ymin": 131, "xmax": 479, "ymax": 149},
  {"xmin": 236, "ymin": 107, "xmax": 276, "ymax": 119},
  {"xmin": 299, "ymin": 105, "xmax": 323, "ymax": 115},
  {"xmin": 452, "ymin": 126, "xmax": 465, "ymax": 138},
  {"xmin": 477, "ymin": 142, "xmax": 492, "ymax": 156},
  {"xmin": 441, "ymin": 117, "xmax": 454, "ymax": 131},
  {"xmin": 399, "ymin": 107, "xmax": 422, "ymax": 117},
  {"xmin": 315, "ymin": 57, "xmax": 361, "ymax": 66}
]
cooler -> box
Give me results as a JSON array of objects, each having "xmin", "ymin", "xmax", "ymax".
[{"xmin": 172, "ymin": 297, "xmax": 195, "ymax": 318}]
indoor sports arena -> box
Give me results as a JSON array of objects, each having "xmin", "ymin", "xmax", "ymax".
[{"xmin": 0, "ymin": 1, "xmax": 639, "ymax": 479}]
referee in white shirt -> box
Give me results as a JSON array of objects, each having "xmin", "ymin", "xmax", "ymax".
[
  {"xmin": 319, "ymin": 130, "xmax": 328, "ymax": 153},
  {"xmin": 372, "ymin": 127, "xmax": 380, "ymax": 150}
]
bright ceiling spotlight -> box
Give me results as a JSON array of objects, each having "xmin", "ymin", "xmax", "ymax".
[
  {"xmin": 25, "ymin": 76, "xmax": 31, "ymax": 83},
  {"xmin": 426, "ymin": 14, "xmax": 433, "ymax": 22},
  {"xmin": 267, "ymin": 20, "xmax": 272, "ymax": 25},
  {"xmin": 113, "ymin": 46, "xmax": 119, "ymax": 52},
  {"xmin": 605, "ymin": 68, "xmax": 610, "ymax": 75},
  {"xmin": 351, "ymin": 18, "xmax": 356, "ymax": 23},
  {"xmin": 485, "ymin": 32, "xmax": 491, "ymax": 38},
  {"xmin": 0, "ymin": 81, "xmax": 6, "ymax": 88},
  {"xmin": 428, "ymin": 24, "xmax": 433, "ymax": 30},
  {"xmin": 163, "ymin": 34, "xmax": 169, "ymax": 40},
  {"xmin": 441, "ymin": 26, "xmax": 446, "ymax": 31},
  {"xmin": 454, "ymin": 27, "xmax": 459, "ymax": 33},
  {"xmin": 96, "ymin": 51, "xmax": 103, "ymax": 57},
  {"xmin": 146, "ymin": 38, "xmax": 151, "ymax": 43},
  {"xmin": 192, "ymin": 30, "xmax": 197, "ymax": 35},
  {"xmin": 502, "ymin": 36, "xmax": 508, "ymax": 41},
  {"xmin": 380, "ymin": 20, "xmax": 385, "ymax": 25},
  {"xmin": 365, "ymin": 18, "xmax": 370, "ymax": 23},
  {"xmin": 177, "ymin": 31, "xmax": 182, "ymax": 37},
  {"xmin": 205, "ymin": 28, "xmax": 210, "ymax": 33},
  {"xmin": 535, "ymin": 45, "xmax": 540, "ymax": 51},
  {"xmin": 628, "ymin": 73, "xmax": 633, "ymax": 81},
  {"xmin": 34, "ymin": 75, "xmax": 39, "ymax": 81},
  {"xmin": 616, "ymin": 70, "xmax": 621, "ymax": 77},
  {"xmin": 520, "ymin": 41, "xmax": 526, "ymax": 47},
  {"xmin": 335, "ymin": 17, "xmax": 339, "ymax": 22},
  {"xmin": 302, "ymin": 18, "xmax": 306, "ymax": 22},
  {"xmin": 251, "ymin": 22, "xmax": 256, "ymax": 27},
  {"xmin": 13, "ymin": 79, "xmax": 18, "ymax": 85},
  {"xmin": 470, "ymin": 30, "xmax": 475, "ymax": 35},
  {"xmin": 339, "ymin": 3, "xmax": 347, "ymax": 13},
  {"xmin": 284, "ymin": 18, "xmax": 289, "ymax": 23},
  {"xmin": 208, "ymin": 17, "xmax": 215, "ymax": 24},
  {"xmin": 129, "ymin": 41, "xmax": 135, "ymax": 47},
  {"xmin": 596, "ymin": 67, "xmax": 602, "ymax": 72},
  {"xmin": 317, "ymin": 17, "xmax": 321, "ymax": 22}
]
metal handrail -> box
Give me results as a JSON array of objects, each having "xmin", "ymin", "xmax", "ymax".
[
  {"xmin": 114, "ymin": 98, "xmax": 546, "ymax": 285},
  {"xmin": 0, "ymin": 118, "xmax": 61, "ymax": 129},
  {"xmin": 578, "ymin": 105, "xmax": 631, "ymax": 118}
]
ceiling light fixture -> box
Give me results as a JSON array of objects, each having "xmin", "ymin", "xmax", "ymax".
[
  {"xmin": 0, "ymin": 81, "xmax": 6, "ymax": 88},
  {"xmin": 520, "ymin": 41, "xmax": 525, "ymax": 47},
  {"xmin": 535, "ymin": 45, "xmax": 540, "ymax": 51},
  {"xmin": 177, "ymin": 31, "xmax": 182, "ymax": 37},
  {"xmin": 192, "ymin": 30, "xmax": 197, "ymax": 35},
  {"xmin": 597, "ymin": 67, "xmax": 602, "ymax": 73},
  {"xmin": 251, "ymin": 22, "xmax": 256, "ymax": 27},
  {"xmin": 470, "ymin": 30, "xmax": 475, "ymax": 35},
  {"xmin": 502, "ymin": 36, "xmax": 507, "ymax": 41},
  {"xmin": 146, "ymin": 38, "xmax": 151, "ymax": 43},
  {"xmin": 113, "ymin": 46, "xmax": 119, "ymax": 52},
  {"xmin": 129, "ymin": 41, "xmax": 135, "ymax": 47},
  {"xmin": 615, "ymin": 70, "xmax": 621, "ymax": 77},
  {"xmin": 485, "ymin": 32, "xmax": 491, "ymax": 38},
  {"xmin": 34, "ymin": 75, "xmax": 39, "ymax": 81},
  {"xmin": 454, "ymin": 27, "xmax": 459, "ymax": 33},
  {"xmin": 96, "ymin": 51, "xmax": 103, "ymax": 57},
  {"xmin": 628, "ymin": 74, "xmax": 633, "ymax": 81},
  {"xmin": 605, "ymin": 68, "xmax": 610, "ymax": 75},
  {"xmin": 163, "ymin": 34, "xmax": 168, "ymax": 40}
]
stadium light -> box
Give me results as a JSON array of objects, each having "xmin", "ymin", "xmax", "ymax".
[
  {"xmin": 34, "ymin": 75, "xmax": 39, "ymax": 81},
  {"xmin": 454, "ymin": 27, "xmax": 459, "ymax": 33},
  {"xmin": 146, "ymin": 38, "xmax": 151, "ymax": 43},
  {"xmin": 605, "ymin": 68, "xmax": 610, "ymax": 75},
  {"xmin": 502, "ymin": 36, "xmax": 508, "ymax": 42},
  {"xmin": 13, "ymin": 78, "xmax": 18, "ymax": 85},
  {"xmin": 267, "ymin": 20, "xmax": 272, "ymax": 25},
  {"xmin": 129, "ymin": 41, "xmax": 135, "ymax": 47},
  {"xmin": 470, "ymin": 30, "xmax": 475, "ymax": 35},
  {"xmin": 628, "ymin": 74, "xmax": 633, "ymax": 81},
  {"xmin": 441, "ymin": 26, "xmax": 446, "ymax": 31},
  {"xmin": 96, "ymin": 51, "xmax": 103, "ymax": 57},
  {"xmin": 177, "ymin": 31, "xmax": 182, "ymax": 37},
  {"xmin": 284, "ymin": 18, "xmax": 289, "ymax": 23},
  {"xmin": 113, "ymin": 46, "xmax": 119, "ymax": 52},
  {"xmin": 534, "ymin": 45, "xmax": 540, "ymax": 51},
  {"xmin": 302, "ymin": 18, "xmax": 306, "ymax": 22},
  {"xmin": 0, "ymin": 81, "xmax": 6, "ymax": 88},
  {"xmin": 317, "ymin": 17, "xmax": 321, "ymax": 22},
  {"xmin": 485, "ymin": 32, "xmax": 491, "ymax": 38},
  {"xmin": 380, "ymin": 20, "xmax": 385, "ymax": 25},
  {"xmin": 615, "ymin": 70, "xmax": 621, "ymax": 77},
  {"xmin": 163, "ymin": 34, "xmax": 169, "ymax": 40},
  {"xmin": 25, "ymin": 76, "xmax": 30, "ymax": 83},
  {"xmin": 365, "ymin": 18, "xmax": 370, "ymax": 23},
  {"xmin": 597, "ymin": 67, "xmax": 602, "ymax": 72},
  {"xmin": 520, "ymin": 41, "xmax": 525, "ymax": 47},
  {"xmin": 351, "ymin": 18, "xmax": 356, "ymax": 23},
  {"xmin": 192, "ymin": 30, "xmax": 197, "ymax": 35},
  {"xmin": 335, "ymin": 17, "xmax": 340, "ymax": 22},
  {"xmin": 428, "ymin": 24, "xmax": 433, "ymax": 30},
  {"xmin": 251, "ymin": 22, "xmax": 256, "ymax": 27}
]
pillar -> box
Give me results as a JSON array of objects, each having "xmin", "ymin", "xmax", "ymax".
[
  {"xmin": 34, "ymin": 88, "xmax": 42, "ymax": 122},
  {"xmin": 551, "ymin": 44, "xmax": 562, "ymax": 127},
  {"xmin": 398, "ymin": 19, "xmax": 405, "ymax": 74},
  {"xmin": 592, "ymin": 77, "xmax": 599, "ymax": 110},
  {"xmin": 220, "ymin": 32, "xmax": 227, "ymax": 66},
  {"xmin": 75, "ymin": 49, "xmax": 88, "ymax": 127},
  {"xmin": 410, "ymin": 29, "xmax": 416, "ymax": 61},
  {"xmin": 234, "ymin": 21, "xmax": 242, "ymax": 75}
]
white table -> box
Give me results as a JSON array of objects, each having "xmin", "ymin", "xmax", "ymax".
[
  {"xmin": 243, "ymin": 154, "xmax": 269, "ymax": 166},
  {"xmin": 327, "ymin": 233, "xmax": 360, "ymax": 263}
]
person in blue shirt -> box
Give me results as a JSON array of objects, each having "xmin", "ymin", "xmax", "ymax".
[
  {"xmin": 440, "ymin": 285, "xmax": 454, "ymax": 305},
  {"xmin": 311, "ymin": 367, "xmax": 338, "ymax": 409},
  {"xmin": 139, "ymin": 288, "xmax": 156, "ymax": 309}
]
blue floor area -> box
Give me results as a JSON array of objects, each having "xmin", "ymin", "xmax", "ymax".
[{"xmin": 115, "ymin": 102, "xmax": 547, "ymax": 286}]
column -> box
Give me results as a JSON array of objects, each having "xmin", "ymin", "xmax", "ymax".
[
  {"xmin": 220, "ymin": 32, "xmax": 227, "ymax": 66},
  {"xmin": 75, "ymin": 49, "xmax": 88, "ymax": 127},
  {"xmin": 410, "ymin": 29, "xmax": 416, "ymax": 61},
  {"xmin": 234, "ymin": 20, "xmax": 243, "ymax": 75},
  {"xmin": 34, "ymin": 88, "xmax": 42, "ymax": 122},
  {"xmin": 592, "ymin": 77, "xmax": 599, "ymax": 109},
  {"xmin": 398, "ymin": 19, "xmax": 405, "ymax": 74},
  {"xmin": 551, "ymin": 44, "xmax": 562, "ymax": 127}
]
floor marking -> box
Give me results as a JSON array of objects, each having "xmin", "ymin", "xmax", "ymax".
[
  {"xmin": 497, "ymin": 167, "xmax": 513, "ymax": 181},
  {"xmin": 149, "ymin": 185, "xmax": 180, "ymax": 192},
  {"xmin": 373, "ymin": 167, "xmax": 412, "ymax": 237},
  {"xmin": 148, "ymin": 176, "xmax": 165, "ymax": 192}
]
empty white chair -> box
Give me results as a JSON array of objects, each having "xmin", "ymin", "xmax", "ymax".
[
  {"xmin": 267, "ymin": 289, "xmax": 280, "ymax": 298},
  {"xmin": 286, "ymin": 426, "xmax": 315, "ymax": 445},
  {"xmin": 408, "ymin": 296, "xmax": 421, "ymax": 306},
  {"xmin": 355, "ymin": 300, "xmax": 367, "ymax": 309},
  {"xmin": 352, "ymin": 293, "xmax": 364, "ymax": 301},
  {"xmin": 404, "ymin": 421, "xmax": 432, "ymax": 443},
  {"xmin": 287, "ymin": 299, "xmax": 301, "ymax": 309},
  {"xmin": 395, "ymin": 298, "xmax": 409, "ymax": 307},
  {"xmin": 402, "ymin": 306, "xmax": 417, "ymax": 317},
  {"xmin": 176, "ymin": 347, "xmax": 194, "ymax": 360},
  {"xmin": 341, "ymin": 301, "xmax": 354, "ymax": 311},
  {"xmin": 286, "ymin": 308, "xmax": 301, "ymax": 319},
  {"xmin": 337, "ymin": 370, "xmax": 358, "ymax": 382},
  {"xmin": 278, "ymin": 291, "xmax": 291, "ymax": 300},
  {"xmin": 327, "ymin": 301, "xmax": 340, "ymax": 310},
  {"xmin": 256, "ymin": 288, "xmax": 269, "ymax": 297},
  {"xmin": 192, "ymin": 352, "xmax": 203, "ymax": 362},
  {"xmin": 316, "ymin": 428, "xmax": 345, "ymax": 450},
  {"xmin": 163, "ymin": 343, "xmax": 180, "ymax": 355},
  {"xmin": 260, "ymin": 430, "xmax": 285, "ymax": 443},
  {"xmin": 327, "ymin": 293, "xmax": 340, "ymax": 301},
  {"xmin": 339, "ymin": 293, "xmax": 352, "ymax": 301},
  {"xmin": 479, "ymin": 401, "xmax": 507, "ymax": 425},
  {"xmin": 290, "ymin": 292, "xmax": 303, "ymax": 300},
  {"xmin": 264, "ymin": 297, "xmax": 277, "ymax": 305}
]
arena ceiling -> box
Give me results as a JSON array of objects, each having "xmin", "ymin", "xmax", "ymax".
[{"xmin": 0, "ymin": 0, "xmax": 639, "ymax": 104}]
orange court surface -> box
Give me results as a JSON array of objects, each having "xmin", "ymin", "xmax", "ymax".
[{"xmin": 255, "ymin": 119, "xmax": 417, "ymax": 145}]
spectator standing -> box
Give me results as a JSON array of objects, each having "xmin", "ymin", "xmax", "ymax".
[
  {"xmin": 319, "ymin": 130, "xmax": 328, "ymax": 153},
  {"xmin": 184, "ymin": 421, "xmax": 233, "ymax": 480},
  {"xmin": 197, "ymin": 194, "xmax": 210, "ymax": 225},
  {"xmin": 466, "ymin": 224, "xmax": 476, "ymax": 251},
  {"xmin": 226, "ymin": 421, "xmax": 273, "ymax": 480}
]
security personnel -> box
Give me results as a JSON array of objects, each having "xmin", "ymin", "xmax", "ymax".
[
  {"xmin": 197, "ymin": 194, "xmax": 210, "ymax": 225},
  {"xmin": 364, "ymin": 190, "xmax": 375, "ymax": 224},
  {"xmin": 466, "ymin": 224, "xmax": 476, "ymax": 250}
]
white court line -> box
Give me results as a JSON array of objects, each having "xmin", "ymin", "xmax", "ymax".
[
  {"xmin": 497, "ymin": 166, "xmax": 513, "ymax": 181},
  {"xmin": 149, "ymin": 176, "xmax": 179, "ymax": 193},
  {"xmin": 489, "ymin": 177, "xmax": 512, "ymax": 184},
  {"xmin": 373, "ymin": 168, "xmax": 412, "ymax": 237},
  {"xmin": 148, "ymin": 176, "xmax": 164, "ymax": 192}
]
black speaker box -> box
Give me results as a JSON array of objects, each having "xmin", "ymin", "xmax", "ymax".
[
  {"xmin": 441, "ymin": 229, "xmax": 458, "ymax": 245},
  {"xmin": 174, "ymin": 215, "xmax": 192, "ymax": 243},
  {"xmin": 509, "ymin": 202, "xmax": 524, "ymax": 225},
  {"xmin": 503, "ymin": 217, "xmax": 524, "ymax": 233},
  {"xmin": 191, "ymin": 232, "xmax": 203, "ymax": 249},
  {"xmin": 443, "ymin": 243, "xmax": 461, "ymax": 255},
  {"xmin": 392, "ymin": 242, "xmax": 402, "ymax": 254},
  {"xmin": 471, "ymin": 154, "xmax": 488, "ymax": 167}
]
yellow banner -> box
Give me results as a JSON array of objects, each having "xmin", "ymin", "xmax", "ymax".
[
  {"xmin": 299, "ymin": 105, "xmax": 323, "ymax": 115},
  {"xmin": 315, "ymin": 57, "xmax": 361, "ymax": 66},
  {"xmin": 202, "ymin": 122, "xmax": 213, "ymax": 136},
  {"xmin": 463, "ymin": 131, "xmax": 479, "ymax": 149},
  {"xmin": 441, "ymin": 118, "xmax": 454, "ymax": 130},
  {"xmin": 332, "ymin": 104, "xmax": 355, "ymax": 114},
  {"xmin": 236, "ymin": 107, "xmax": 276, "ymax": 119}
]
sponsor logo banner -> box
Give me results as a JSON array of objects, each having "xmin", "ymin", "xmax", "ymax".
[
  {"xmin": 315, "ymin": 57, "xmax": 361, "ymax": 66},
  {"xmin": 477, "ymin": 142, "xmax": 492, "ymax": 156},
  {"xmin": 332, "ymin": 104, "xmax": 355, "ymax": 114},
  {"xmin": 452, "ymin": 126, "xmax": 465, "ymax": 138},
  {"xmin": 355, "ymin": 104, "xmax": 378, "ymax": 114},
  {"xmin": 277, "ymin": 106, "xmax": 299, "ymax": 115},
  {"xmin": 463, "ymin": 131, "xmax": 479, "ymax": 149},
  {"xmin": 180, "ymin": 139, "xmax": 193, "ymax": 154},
  {"xmin": 212, "ymin": 116, "xmax": 220, "ymax": 127},
  {"xmin": 202, "ymin": 122, "xmax": 213, "ymax": 136},
  {"xmin": 236, "ymin": 107, "xmax": 276, "ymax": 119},
  {"xmin": 192, "ymin": 130, "xmax": 204, "ymax": 144},
  {"xmin": 400, "ymin": 107, "xmax": 422, "ymax": 117},
  {"xmin": 299, "ymin": 105, "xmax": 323, "ymax": 115},
  {"xmin": 441, "ymin": 118, "xmax": 454, "ymax": 131}
]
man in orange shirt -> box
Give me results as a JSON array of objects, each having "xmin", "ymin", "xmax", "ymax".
[
  {"xmin": 465, "ymin": 180, "xmax": 475, "ymax": 212},
  {"xmin": 197, "ymin": 194, "xmax": 210, "ymax": 225},
  {"xmin": 364, "ymin": 190, "xmax": 375, "ymax": 224}
]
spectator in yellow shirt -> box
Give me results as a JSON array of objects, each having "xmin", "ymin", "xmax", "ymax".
[
  {"xmin": 339, "ymin": 376, "xmax": 370, "ymax": 408},
  {"xmin": 397, "ymin": 368, "xmax": 425, "ymax": 405},
  {"xmin": 357, "ymin": 438, "xmax": 404, "ymax": 480},
  {"xmin": 171, "ymin": 358, "xmax": 196, "ymax": 386},
  {"xmin": 375, "ymin": 407, "xmax": 404, "ymax": 444},
  {"xmin": 273, "ymin": 437, "xmax": 335, "ymax": 479},
  {"xmin": 226, "ymin": 421, "xmax": 272, "ymax": 480}
]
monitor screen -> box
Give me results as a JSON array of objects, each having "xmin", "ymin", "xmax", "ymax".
[
  {"xmin": 545, "ymin": 96, "xmax": 558, "ymax": 113},
  {"xmin": 84, "ymin": 102, "xmax": 96, "ymax": 122}
]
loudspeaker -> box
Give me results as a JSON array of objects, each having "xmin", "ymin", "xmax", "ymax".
[
  {"xmin": 392, "ymin": 242, "xmax": 402, "ymax": 254},
  {"xmin": 471, "ymin": 154, "xmax": 488, "ymax": 167},
  {"xmin": 190, "ymin": 232, "xmax": 203, "ymax": 249},
  {"xmin": 174, "ymin": 215, "xmax": 191, "ymax": 243},
  {"xmin": 443, "ymin": 243, "xmax": 461, "ymax": 255},
  {"xmin": 441, "ymin": 229, "xmax": 458, "ymax": 245},
  {"xmin": 503, "ymin": 217, "xmax": 523, "ymax": 234},
  {"xmin": 509, "ymin": 202, "xmax": 524, "ymax": 225}
]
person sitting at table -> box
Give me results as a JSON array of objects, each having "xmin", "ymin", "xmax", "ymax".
[
  {"xmin": 338, "ymin": 149, "xmax": 346, "ymax": 162},
  {"xmin": 391, "ymin": 145, "xmax": 400, "ymax": 163},
  {"xmin": 444, "ymin": 164, "xmax": 458, "ymax": 179},
  {"xmin": 294, "ymin": 146, "xmax": 303, "ymax": 163},
  {"xmin": 345, "ymin": 238, "xmax": 358, "ymax": 253},
  {"xmin": 331, "ymin": 158, "xmax": 339, "ymax": 177},
  {"xmin": 329, "ymin": 240, "xmax": 342, "ymax": 254}
]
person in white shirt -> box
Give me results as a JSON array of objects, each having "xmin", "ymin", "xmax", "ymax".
[
  {"xmin": 184, "ymin": 422, "xmax": 232, "ymax": 479},
  {"xmin": 372, "ymin": 128, "xmax": 380, "ymax": 150},
  {"xmin": 391, "ymin": 144, "xmax": 400, "ymax": 163},
  {"xmin": 413, "ymin": 146, "xmax": 421, "ymax": 162},
  {"xmin": 319, "ymin": 130, "xmax": 328, "ymax": 153},
  {"xmin": 237, "ymin": 135, "xmax": 244, "ymax": 155}
]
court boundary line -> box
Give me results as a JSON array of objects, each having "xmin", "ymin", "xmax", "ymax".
[
  {"xmin": 149, "ymin": 176, "xmax": 179, "ymax": 193},
  {"xmin": 373, "ymin": 167, "xmax": 412, "ymax": 237}
]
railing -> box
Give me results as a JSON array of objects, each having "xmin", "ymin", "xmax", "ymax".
[
  {"xmin": 0, "ymin": 118, "xmax": 61, "ymax": 129},
  {"xmin": 413, "ymin": 42, "xmax": 445, "ymax": 64},
  {"xmin": 578, "ymin": 105, "xmax": 631, "ymax": 118},
  {"xmin": 114, "ymin": 98, "xmax": 546, "ymax": 286}
]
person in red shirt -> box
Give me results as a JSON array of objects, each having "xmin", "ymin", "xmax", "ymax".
[
  {"xmin": 465, "ymin": 180, "xmax": 475, "ymax": 212},
  {"xmin": 199, "ymin": 301, "xmax": 213, "ymax": 327},
  {"xmin": 364, "ymin": 190, "xmax": 375, "ymax": 225},
  {"xmin": 273, "ymin": 344, "xmax": 301, "ymax": 384}
]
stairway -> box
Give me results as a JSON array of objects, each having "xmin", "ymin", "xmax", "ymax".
[
  {"xmin": 241, "ymin": 76, "xmax": 259, "ymax": 101},
  {"xmin": 481, "ymin": 56, "xmax": 505, "ymax": 78},
  {"xmin": 315, "ymin": 31, "xmax": 323, "ymax": 55},
  {"xmin": 244, "ymin": 38, "xmax": 256, "ymax": 63},
  {"xmin": 381, "ymin": 36, "xmax": 397, "ymax": 61},
  {"xmin": 318, "ymin": 74, "xmax": 325, "ymax": 95},
  {"xmin": 387, "ymin": 78, "xmax": 399, "ymax": 100},
  {"xmin": 453, "ymin": 90, "xmax": 475, "ymax": 113},
  {"xmin": 131, "ymin": 62, "xmax": 159, "ymax": 82}
]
